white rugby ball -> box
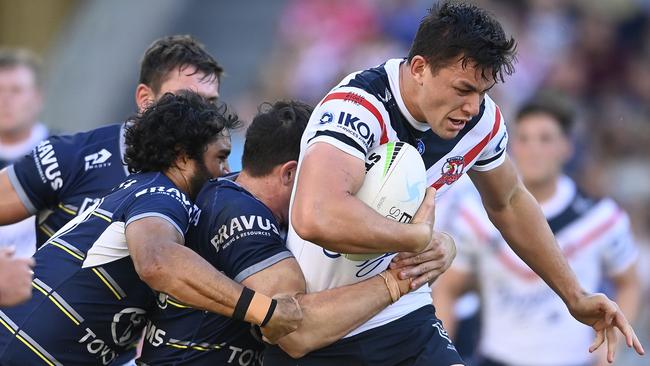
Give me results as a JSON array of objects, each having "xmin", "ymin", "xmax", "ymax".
[{"xmin": 343, "ymin": 141, "xmax": 427, "ymax": 261}]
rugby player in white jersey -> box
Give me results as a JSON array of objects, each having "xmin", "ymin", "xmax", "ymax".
[
  {"xmin": 265, "ymin": 2, "xmax": 645, "ymax": 365},
  {"xmin": 432, "ymin": 94, "xmax": 642, "ymax": 366}
]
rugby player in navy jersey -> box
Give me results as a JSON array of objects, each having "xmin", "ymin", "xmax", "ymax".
[
  {"xmin": 282, "ymin": 2, "xmax": 644, "ymax": 365},
  {"xmin": 0, "ymin": 92, "xmax": 302, "ymax": 366},
  {"xmin": 137, "ymin": 100, "xmax": 453, "ymax": 366},
  {"xmin": 0, "ymin": 35, "xmax": 231, "ymax": 247}
]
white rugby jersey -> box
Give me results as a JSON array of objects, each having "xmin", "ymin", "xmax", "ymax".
[
  {"xmin": 286, "ymin": 58, "xmax": 509, "ymax": 337},
  {"xmin": 443, "ymin": 175, "xmax": 638, "ymax": 365}
]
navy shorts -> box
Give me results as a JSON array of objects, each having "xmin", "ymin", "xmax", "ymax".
[{"xmin": 264, "ymin": 305, "xmax": 464, "ymax": 366}]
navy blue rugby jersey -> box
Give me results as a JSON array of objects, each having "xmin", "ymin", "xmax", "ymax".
[
  {"xmin": 138, "ymin": 179, "xmax": 292, "ymax": 366},
  {"xmin": 0, "ymin": 172, "xmax": 200, "ymax": 366},
  {"xmin": 7, "ymin": 123, "xmax": 130, "ymax": 246}
]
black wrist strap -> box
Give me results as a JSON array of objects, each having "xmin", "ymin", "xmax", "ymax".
[
  {"xmin": 233, "ymin": 287, "xmax": 255, "ymax": 321},
  {"xmin": 260, "ymin": 299, "xmax": 277, "ymax": 327}
]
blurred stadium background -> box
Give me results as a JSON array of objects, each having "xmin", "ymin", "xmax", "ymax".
[{"xmin": 1, "ymin": 0, "xmax": 648, "ymax": 364}]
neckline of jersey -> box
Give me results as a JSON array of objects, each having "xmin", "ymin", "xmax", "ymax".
[
  {"xmin": 540, "ymin": 175, "xmax": 576, "ymax": 219},
  {"xmin": 384, "ymin": 58, "xmax": 431, "ymax": 132}
]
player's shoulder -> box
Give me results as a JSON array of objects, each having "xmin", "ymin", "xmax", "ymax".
[
  {"xmin": 46, "ymin": 123, "xmax": 122, "ymax": 149},
  {"xmin": 199, "ymin": 179, "xmax": 275, "ymax": 220},
  {"xmin": 317, "ymin": 61, "xmax": 395, "ymax": 114},
  {"xmin": 580, "ymin": 191, "xmax": 631, "ymax": 231},
  {"xmin": 126, "ymin": 172, "xmax": 193, "ymax": 209}
]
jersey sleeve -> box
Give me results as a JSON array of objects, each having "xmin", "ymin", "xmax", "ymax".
[
  {"xmin": 6, "ymin": 136, "xmax": 78, "ymax": 214},
  {"xmin": 601, "ymin": 210, "xmax": 638, "ymax": 277},
  {"xmin": 201, "ymin": 201, "xmax": 293, "ymax": 283},
  {"xmin": 304, "ymin": 87, "xmax": 387, "ymax": 161},
  {"xmin": 124, "ymin": 187, "xmax": 192, "ymax": 238},
  {"xmin": 472, "ymin": 99, "xmax": 508, "ymax": 172}
]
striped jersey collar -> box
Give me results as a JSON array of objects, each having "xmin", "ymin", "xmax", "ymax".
[
  {"xmin": 384, "ymin": 58, "xmax": 431, "ymax": 132},
  {"xmin": 540, "ymin": 175, "xmax": 576, "ymax": 219}
]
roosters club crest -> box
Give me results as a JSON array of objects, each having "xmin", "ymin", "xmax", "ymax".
[{"xmin": 441, "ymin": 156, "xmax": 464, "ymax": 184}]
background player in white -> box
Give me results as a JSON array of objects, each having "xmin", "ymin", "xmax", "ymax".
[
  {"xmin": 432, "ymin": 94, "xmax": 641, "ymax": 366},
  {"xmin": 282, "ymin": 2, "xmax": 644, "ymax": 365}
]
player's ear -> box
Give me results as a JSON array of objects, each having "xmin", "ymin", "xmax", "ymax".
[
  {"xmin": 135, "ymin": 83, "xmax": 156, "ymax": 113},
  {"xmin": 409, "ymin": 56, "xmax": 428, "ymax": 86},
  {"xmin": 280, "ymin": 161, "xmax": 298, "ymax": 186}
]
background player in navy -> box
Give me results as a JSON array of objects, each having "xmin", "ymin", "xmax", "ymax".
[
  {"xmin": 286, "ymin": 2, "xmax": 644, "ymax": 365},
  {"xmin": 138, "ymin": 100, "xmax": 449, "ymax": 366},
  {"xmin": 0, "ymin": 92, "xmax": 302, "ymax": 365},
  {"xmin": 0, "ymin": 35, "xmax": 230, "ymax": 247},
  {"xmin": 432, "ymin": 94, "xmax": 641, "ymax": 366}
]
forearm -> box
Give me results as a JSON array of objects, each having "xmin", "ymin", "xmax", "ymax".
[
  {"xmin": 293, "ymin": 191, "xmax": 428, "ymax": 254},
  {"xmin": 277, "ymin": 275, "xmax": 392, "ymax": 357},
  {"xmin": 488, "ymin": 185, "xmax": 584, "ymax": 306},
  {"xmin": 141, "ymin": 243, "xmax": 264, "ymax": 325}
]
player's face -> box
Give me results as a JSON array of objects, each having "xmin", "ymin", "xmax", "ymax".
[
  {"xmin": 416, "ymin": 58, "xmax": 495, "ymax": 140},
  {"xmin": 510, "ymin": 113, "xmax": 571, "ymax": 186},
  {"xmin": 203, "ymin": 132, "xmax": 232, "ymax": 178},
  {"xmin": 136, "ymin": 65, "xmax": 219, "ymax": 111},
  {"xmin": 0, "ymin": 65, "xmax": 42, "ymax": 135}
]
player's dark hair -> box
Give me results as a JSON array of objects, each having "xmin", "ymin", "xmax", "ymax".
[
  {"xmin": 139, "ymin": 35, "xmax": 223, "ymax": 93},
  {"xmin": 242, "ymin": 100, "xmax": 313, "ymax": 177},
  {"xmin": 407, "ymin": 2, "xmax": 516, "ymax": 82},
  {"xmin": 125, "ymin": 91, "xmax": 240, "ymax": 173},
  {"xmin": 516, "ymin": 92, "xmax": 575, "ymax": 135},
  {"xmin": 0, "ymin": 48, "xmax": 43, "ymax": 86}
]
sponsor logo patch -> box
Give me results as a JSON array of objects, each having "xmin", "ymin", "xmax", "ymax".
[
  {"xmin": 440, "ymin": 156, "xmax": 465, "ymax": 185},
  {"xmin": 84, "ymin": 149, "xmax": 112, "ymax": 171}
]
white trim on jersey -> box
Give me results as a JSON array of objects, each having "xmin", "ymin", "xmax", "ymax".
[{"xmin": 384, "ymin": 59, "xmax": 430, "ymax": 132}]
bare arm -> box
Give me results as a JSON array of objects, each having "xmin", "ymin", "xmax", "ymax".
[
  {"xmin": 291, "ymin": 142, "xmax": 433, "ymax": 254},
  {"xmin": 469, "ymin": 156, "xmax": 644, "ymax": 359},
  {"xmin": 0, "ymin": 169, "xmax": 31, "ymax": 225},
  {"xmin": 468, "ymin": 157, "xmax": 583, "ymax": 305},
  {"xmin": 0, "ymin": 247, "xmax": 34, "ymax": 306},
  {"xmin": 126, "ymin": 217, "xmax": 302, "ymax": 340},
  {"xmin": 242, "ymin": 257, "xmax": 408, "ymax": 358},
  {"xmin": 431, "ymin": 268, "xmax": 473, "ymax": 339}
]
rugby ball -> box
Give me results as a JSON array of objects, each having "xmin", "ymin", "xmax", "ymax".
[{"xmin": 343, "ymin": 141, "xmax": 427, "ymax": 261}]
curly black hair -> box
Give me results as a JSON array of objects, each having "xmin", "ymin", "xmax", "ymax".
[
  {"xmin": 139, "ymin": 35, "xmax": 223, "ymax": 93},
  {"xmin": 407, "ymin": 1, "xmax": 517, "ymax": 82},
  {"xmin": 242, "ymin": 100, "xmax": 313, "ymax": 177},
  {"xmin": 124, "ymin": 91, "xmax": 240, "ymax": 174}
]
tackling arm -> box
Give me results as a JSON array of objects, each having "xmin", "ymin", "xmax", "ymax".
[
  {"xmin": 126, "ymin": 217, "xmax": 302, "ymax": 341},
  {"xmin": 242, "ymin": 257, "xmax": 410, "ymax": 358}
]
